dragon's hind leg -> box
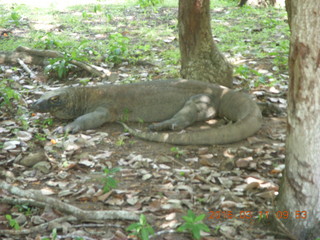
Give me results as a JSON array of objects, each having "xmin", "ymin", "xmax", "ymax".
[{"xmin": 149, "ymin": 94, "xmax": 218, "ymax": 131}]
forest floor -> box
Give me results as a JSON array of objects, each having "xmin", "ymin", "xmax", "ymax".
[{"xmin": 0, "ymin": 1, "xmax": 291, "ymax": 240}]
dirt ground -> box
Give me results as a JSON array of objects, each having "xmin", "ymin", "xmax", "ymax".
[{"xmin": 0, "ymin": 2, "xmax": 291, "ymax": 240}]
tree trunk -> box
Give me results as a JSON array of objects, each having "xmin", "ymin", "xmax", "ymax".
[
  {"xmin": 178, "ymin": 0, "xmax": 233, "ymax": 88},
  {"xmin": 285, "ymin": 0, "xmax": 292, "ymax": 29},
  {"xmin": 275, "ymin": 1, "xmax": 320, "ymax": 239}
]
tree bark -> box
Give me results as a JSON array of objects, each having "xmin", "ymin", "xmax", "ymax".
[
  {"xmin": 276, "ymin": 1, "xmax": 320, "ymax": 239},
  {"xmin": 178, "ymin": 0, "xmax": 233, "ymax": 88},
  {"xmin": 285, "ymin": 0, "xmax": 292, "ymax": 29}
]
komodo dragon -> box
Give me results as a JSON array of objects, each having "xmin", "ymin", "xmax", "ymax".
[{"xmin": 31, "ymin": 79, "xmax": 262, "ymax": 145}]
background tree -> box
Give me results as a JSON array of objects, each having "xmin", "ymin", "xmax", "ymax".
[
  {"xmin": 178, "ymin": 0, "xmax": 233, "ymax": 87},
  {"xmin": 275, "ymin": 0, "xmax": 320, "ymax": 239}
]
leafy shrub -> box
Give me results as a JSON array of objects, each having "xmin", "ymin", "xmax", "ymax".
[
  {"xmin": 45, "ymin": 55, "xmax": 75, "ymax": 79},
  {"xmin": 102, "ymin": 167, "xmax": 121, "ymax": 193},
  {"xmin": 106, "ymin": 33, "xmax": 129, "ymax": 64},
  {"xmin": 0, "ymin": 79, "xmax": 20, "ymax": 110},
  {"xmin": 126, "ymin": 214, "xmax": 154, "ymax": 240},
  {"xmin": 177, "ymin": 210, "xmax": 210, "ymax": 240}
]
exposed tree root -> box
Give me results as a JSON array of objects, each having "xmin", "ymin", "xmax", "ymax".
[{"xmin": 0, "ymin": 180, "xmax": 139, "ymax": 237}]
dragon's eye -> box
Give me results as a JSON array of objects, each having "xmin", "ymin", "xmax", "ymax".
[{"xmin": 50, "ymin": 96, "xmax": 59, "ymax": 103}]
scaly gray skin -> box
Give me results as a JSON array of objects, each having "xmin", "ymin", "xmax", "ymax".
[{"xmin": 31, "ymin": 79, "xmax": 262, "ymax": 145}]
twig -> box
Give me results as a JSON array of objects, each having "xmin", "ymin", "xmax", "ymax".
[{"xmin": 17, "ymin": 58, "xmax": 36, "ymax": 79}]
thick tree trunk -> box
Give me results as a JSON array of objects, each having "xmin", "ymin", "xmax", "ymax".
[
  {"xmin": 285, "ymin": 0, "xmax": 292, "ymax": 29},
  {"xmin": 178, "ymin": 0, "xmax": 233, "ymax": 88},
  {"xmin": 276, "ymin": 1, "xmax": 320, "ymax": 239}
]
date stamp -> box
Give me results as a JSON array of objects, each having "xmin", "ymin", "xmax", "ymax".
[{"xmin": 208, "ymin": 210, "xmax": 307, "ymax": 220}]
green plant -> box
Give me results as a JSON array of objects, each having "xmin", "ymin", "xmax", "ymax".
[
  {"xmin": 10, "ymin": 11, "xmax": 22, "ymax": 26},
  {"xmin": 33, "ymin": 119, "xmax": 54, "ymax": 137},
  {"xmin": 161, "ymin": 49, "xmax": 180, "ymax": 65},
  {"xmin": 106, "ymin": 33, "xmax": 129, "ymax": 64},
  {"xmin": 41, "ymin": 228, "xmax": 58, "ymax": 240},
  {"xmin": 0, "ymin": 79, "xmax": 20, "ymax": 109},
  {"xmin": 16, "ymin": 204, "xmax": 33, "ymax": 216},
  {"xmin": 79, "ymin": 78, "xmax": 91, "ymax": 85},
  {"xmin": 120, "ymin": 108, "xmax": 130, "ymax": 122},
  {"xmin": 5, "ymin": 214, "xmax": 20, "ymax": 230},
  {"xmin": 126, "ymin": 214, "xmax": 154, "ymax": 240},
  {"xmin": 177, "ymin": 210, "xmax": 210, "ymax": 240},
  {"xmin": 35, "ymin": 133, "xmax": 47, "ymax": 142},
  {"xmin": 234, "ymin": 65, "xmax": 262, "ymax": 79},
  {"xmin": 214, "ymin": 225, "xmax": 221, "ymax": 234},
  {"xmin": 34, "ymin": 33, "xmax": 62, "ymax": 49},
  {"xmin": 104, "ymin": 13, "xmax": 112, "ymax": 23},
  {"xmin": 93, "ymin": 4, "xmax": 102, "ymax": 13},
  {"xmin": 137, "ymin": 0, "xmax": 164, "ymax": 9},
  {"xmin": 45, "ymin": 54, "xmax": 75, "ymax": 79},
  {"xmin": 102, "ymin": 167, "xmax": 121, "ymax": 193},
  {"xmin": 170, "ymin": 147, "xmax": 186, "ymax": 158},
  {"xmin": 115, "ymin": 137, "xmax": 126, "ymax": 146},
  {"xmin": 42, "ymin": 118, "xmax": 54, "ymax": 126}
]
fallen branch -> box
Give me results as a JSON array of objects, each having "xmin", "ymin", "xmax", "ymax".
[
  {"xmin": 0, "ymin": 196, "xmax": 45, "ymax": 208},
  {"xmin": 16, "ymin": 46, "xmax": 110, "ymax": 78},
  {"xmin": 17, "ymin": 58, "xmax": 36, "ymax": 79},
  {"xmin": 0, "ymin": 46, "xmax": 111, "ymax": 78},
  {"xmin": 0, "ymin": 180, "xmax": 139, "ymax": 222}
]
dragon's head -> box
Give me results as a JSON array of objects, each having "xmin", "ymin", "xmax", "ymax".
[{"xmin": 31, "ymin": 88, "xmax": 76, "ymax": 119}]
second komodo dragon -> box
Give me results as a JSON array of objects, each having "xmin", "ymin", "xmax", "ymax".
[{"xmin": 31, "ymin": 79, "xmax": 262, "ymax": 145}]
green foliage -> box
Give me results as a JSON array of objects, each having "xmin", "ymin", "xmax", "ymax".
[
  {"xmin": 137, "ymin": 0, "xmax": 164, "ymax": 8},
  {"xmin": 214, "ymin": 225, "xmax": 221, "ymax": 234},
  {"xmin": 234, "ymin": 65, "xmax": 261, "ymax": 79},
  {"xmin": 5, "ymin": 214, "xmax": 20, "ymax": 230},
  {"xmin": 177, "ymin": 210, "xmax": 210, "ymax": 240},
  {"xmin": 34, "ymin": 33, "xmax": 62, "ymax": 49},
  {"xmin": 93, "ymin": 4, "xmax": 102, "ymax": 13},
  {"xmin": 0, "ymin": 80, "xmax": 29, "ymax": 128},
  {"xmin": 10, "ymin": 11, "xmax": 22, "ymax": 26},
  {"xmin": 120, "ymin": 108, "xmax": 130, "ymax": 122},
  {"xmin": 16, "ymin": 204, "xmax": 34, "ymax": 216},
  {"xmin": 35, "ymin": 133, "xmax": 47, "ymax": 142},
  {"xmin": 41, "ymin": 228, "xmax": 58, "ymax": 240},
  {"xmin": 43, "ymin": 44, "xmax": 91, "ymax": 78},
  {"xmin": 79, "ymin": 78, "xmax": 91, "ymax": 86},
  {"xmin": 170, "ymin": 147, "xmax": 186, "ymax": 158},
  {"xmin": 115, "ymin": 137, "xmax": 126, "ymax": 146},
  {"xmin": 161, "ymin": 49, "xmax": 180, "ymax": 65},
  {"xmin": 106, "ymin": 33, "xmax": 129, "ymax": 64},
  {"xmin": 45, "ymin": 56, "xmax": 74, "ymax": 79},
  {"xmin": 33, "ymin": 119, "xmax": 54, "ymax": 140},
  {"xmin": 0, "ymin": 79, "xmax": 20, "ymax": 110},
  {"xmin": 126, "ymin": 214, "xmax": 154, "ymax": 240},
  {"xmin": 35, "ymin": 118, "xmax": 54, "ymax": 127},
  {"xmin": 102, "ymin": 167, "xmax": 121, "ymax": 193}
]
